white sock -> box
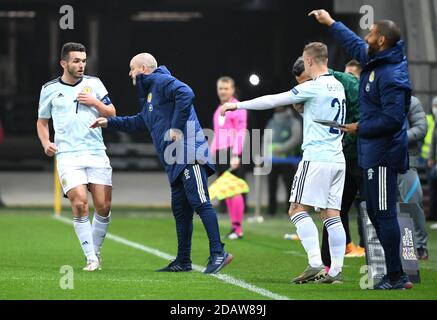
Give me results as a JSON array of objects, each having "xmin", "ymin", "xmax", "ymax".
[
  {"xmin": 92, "ymin": 212, "xmax": 111, "ymax": 255},
  {"xmin": 73, "ymin": 216, "xmax": 97, "ymax": 261},
  {"xmin": 324, "ymin": 216, "xmax": 346, "ymax": 277},
  {"xmin": 291, "ymin": 212, "xmax": 322, "ymax": 267}
]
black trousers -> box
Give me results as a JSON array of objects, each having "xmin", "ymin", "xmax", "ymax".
[
  {"xmin": 321, "ymin": 159, "xmax": 364, "ymax": 267},
  {"xmin": 268, "ymin": 163, "xmax": 296, "ymax": 215}
]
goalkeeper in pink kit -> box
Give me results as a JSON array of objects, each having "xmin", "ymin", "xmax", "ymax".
[{"xmin": 211, "ymin": 76, "xmax": 247, "ymax": 239}]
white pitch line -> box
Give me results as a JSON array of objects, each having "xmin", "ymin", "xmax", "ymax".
[{"xmin": 53, "ymin": 215, "xmax": 290, "ymax": 300}]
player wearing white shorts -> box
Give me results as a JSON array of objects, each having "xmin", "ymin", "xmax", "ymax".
[
  {"xmin": 36, "ymin": 43, "xmax": 116, "ymax": 271},
  {"xmin": 222, "ymin": 42, "xmax": 347, "ymax": 284}
]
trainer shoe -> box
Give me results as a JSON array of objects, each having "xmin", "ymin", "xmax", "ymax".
[
  {"xmin": 203, "ymin": 252, "xmax": 233, "ymax": 274},
  {"xmin": 417, "ymin": 247, "xmax": 429, "ymax": 261},
  {"xmin": 345, "ymin": 242, "xmax": 357, "ymax": 255},
  {"xmin": 156, "ymin": 260, "xmax": 192, "ymax": 272},
  {"xmin": 227, "ymin": 231, "xmax": 243, "ymax": 240},
  {"xmin": 355, "ymin": 246, "xmax": 366, "ymax": 257},
  {"xmin": 83, "ymin": 259, "xmax": 100, "ymax": 271},
  {"xmin": 374, "ymin": 274, "xmax": 413, "ymax": 290},
  {"xmin": 317, "ymin": 272, "xmax": 343, "ymax": 284},
  {"xmin": 291, "ymin": 233, "xmax": 300, "ymax": 241},
  {"xmin": 291, "ymin": 265, "xmax": 326, "ymax": 284},
  {"xmin": 345, "ymin": 244, "xmax": 366, "ymax": 258}
]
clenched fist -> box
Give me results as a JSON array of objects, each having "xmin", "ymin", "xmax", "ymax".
[{"xmin": 44, "ymin": 142, "xmax": 57, "ymax": 157}]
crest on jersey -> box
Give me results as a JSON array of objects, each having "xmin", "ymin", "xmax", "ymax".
[
  {"xmin": 149, "ymin": 104, "xmax": 153, "ymax": 112},
  {"xmin": 82, "ymin": 86, "xmax": 93, "ymax": 94},
  {"xmin": 367, "ymin": 168, "xmax": 374, "ymax": 180},
  {"xmin": 147, "ymin": 93, "xmax": 152, "ymax": 103},
  {"xmin": 369, "ymin": 71, "xmax": 375, "ymax": 83},
  {"xmin": 184, "ymin": 168, "xmax": 190, "ymax": 180},
  {"xmin": 366, "ymin": 83, "xmax": 371, "ymax": 92}
]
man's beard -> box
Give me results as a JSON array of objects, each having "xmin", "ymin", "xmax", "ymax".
[
  {"xmin": 68, "ymin": 67, "xmax": 83, "ymax": 80},
  {"xmin": 367, "ymin": 43, "xmax": 378, "ymax": 56}
]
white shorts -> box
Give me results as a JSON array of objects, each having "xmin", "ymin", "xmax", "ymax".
[
  {"xmin": 289, "ymin": 160, "xmax": 345, "ymax": 210},
  {"xmin": 57, "ymin": 153, "xmax": 112, "ymax": 194}
]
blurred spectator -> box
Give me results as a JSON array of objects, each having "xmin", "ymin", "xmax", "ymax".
[
  {"xmin": 398, "ymin": 96, "xmax": 428, "ymax": 259},
  {"xmin": 263, "ymin": 106, "xmax": 302, "ymax": 215},
  {"xmin": 428, "ymin": 96, "xmax": 437, "ymax": 229},
  {"xmin": 344, "ymin": 59, "xmax": 362, "ymax": 79}
]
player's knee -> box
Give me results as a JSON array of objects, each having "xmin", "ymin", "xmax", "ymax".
[
  {"xmin": 72, "ymin": 199, "xmax": 88, "ymax": 215},
  {"xmin": 95, "ymin": 201, "xmax": 111, "ymax": 215},
  {"xmin": 288, "ymin": 203, "xmax": 299, "ymax": 217}
]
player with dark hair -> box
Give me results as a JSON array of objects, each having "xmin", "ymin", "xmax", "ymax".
[
  {"xmin": 37, "ymin": 42, "xmax": 116, "ymax": 271},
  {"xmin": 345, "ymin": 60, "xmax": 362, "ymax": 79}
]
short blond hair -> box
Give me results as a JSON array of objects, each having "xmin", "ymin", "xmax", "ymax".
[
  {"xmin": 304, "ymin": 42, "xmax": 328, "ymax": 64},
  {"xmin": 217, "ymin": 76, "xmax": 235, "ymax": 88}
]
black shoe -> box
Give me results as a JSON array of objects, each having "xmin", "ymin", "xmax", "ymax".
[
  {"xmin": 203, "ymin": 252, "xmax": 233, "ymax": 274},
  {"xmin": 374, "ymin": 273, "xmax": 413, "ymax": 290},
  {"xmin": 417, "ymin": 247, "xmax": 429, "ymax": 261},
  {"xmin": 156, "ymin": 260, "xmax": 192, "ymax": 272}
]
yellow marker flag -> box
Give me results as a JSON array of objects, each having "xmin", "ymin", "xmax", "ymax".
[{"xmin": 208, "ymin": 171, "xmax": 250, "ymax": 201}]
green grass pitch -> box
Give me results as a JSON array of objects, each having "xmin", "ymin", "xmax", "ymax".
[{"xmin": 1, "ymin": 207, "xmax": 437, "ymax": 300}]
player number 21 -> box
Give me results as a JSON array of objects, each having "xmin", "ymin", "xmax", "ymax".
[{"xmin": 329, "ymin": 98, "xmax": 346, "ymax": 134}]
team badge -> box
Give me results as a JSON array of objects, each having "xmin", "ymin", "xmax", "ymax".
[
  {"xmin": 82, "ymin": 86, "xmax": 93, "ymax": 94},
  {"xmin": 369, "ymin": 71, "xmax": 375, "ymax": 83},
  {"xmin": 184, "ymin": 168, "xmax": 190, "ymax": 180},
  {"xmin": 147, "ymin": 93, "xmax": 152, "ymax": 103},
  {"xmin": 367, "ymin": 168, "xmax": 374, "ymax": 180},
  {"xmin": 366, "ymin": 83, "xmax": 370, "ymax": 92},
  {"xmin": 149, "ymin": 104, "xmax": 153, "ymax": 112}
]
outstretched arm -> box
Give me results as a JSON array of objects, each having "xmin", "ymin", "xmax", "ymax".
[
  {"xmin": 221, "ymin": 91, "xmax": 300, "ymax": 115},
  {"xmin": 309, "ymin": 9, "xmax": 369, "ymax": 65},
  {"xmin": 90, "ymin": 113, "xmax": 147, "ymax": 133}
]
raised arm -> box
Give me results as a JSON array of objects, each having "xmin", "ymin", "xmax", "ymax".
[{"xmin": 309, "ymin": 9, "xmax": 369, "ymax": 65}]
